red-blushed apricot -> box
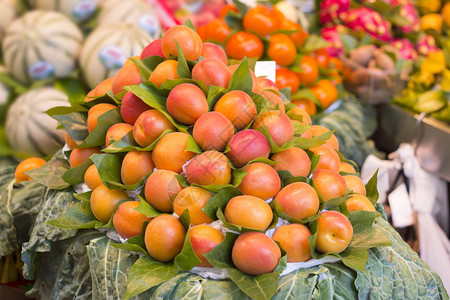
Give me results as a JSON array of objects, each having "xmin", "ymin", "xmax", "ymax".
[
  {"xmin": 120, "ymin": 92, "xmax": 152, "ymax": 125},
  {"xmin": 309, "ymin": 144, "xmax": 341, "ymax": 173},
  {"xmin": 111, "ymin": 63, "xmax": 142, "ymax": 95},
  {"xmin": 84, "ymin": 89, "xmax": 96, "ymax": 102},
  {"xmin": 145, "ymin": 214, "xmax": 186, "ymax": 262},
  {"xmin": 232, "ymin": 232, "xmax": 281, "ymax": 275},
  {"xmin": 238, "ymin": 163, "xmax": 281, "ymax": 200},
  {"xmin": 152, "ymin": 132, "xmax": 196, "ymax": 173},
  {"xmin": 258, "ymin": 77, "xmax": 279, "ymax": 93},
  {"xmin": 192, "ymin": 58, "xmax": 231, "ymax": 89},
  {"xmin": 226, "ymin": 129, "xmax": 271, "ymax": 168},
  {"xmin": 303, "ymin": 125, "xmax": 339, "ymax": 151},
  {"xmin": 228, "ymin": 64, "xmax": 259, "ymax": 93},
  {"xmin": 260, "ymin": 90, "xmax": 285, "ymax": 112},
  {"xmin": 201, "ymin": 42, "xmax": 228, "ymax": 65},
  {"xmin": 145, "ymin": 170, "xmax": 183, "ymax": 213},
  {"xmin": 14, "ymin": 157, "xmax": 46, "ymax": 183},
  {"xmin": 346, "ymin": 194, "xmax": 375, "ymax": 212},
  {"xmin": 84, "ymin": 77, "xmax": 115, "ymax": 102},
  {"xmin": 90, "ymin": 184, "xmax": 128, "ymax": 223},
  {"xmin": 149, "ymin": 60, "xmax": 179, "ymax": 88},
  {"xmin": 65, "ymin": 132, "xmax": 78, "ymax": 149},
  {"xmin": 123, "ymin": 56, "xmax": 140, "ymax": 67},
  {"xmin": 105, "ymin": 123, "xmax": 133, "ymax": 147},
  {"xmin": 173, "ymin": 187, "xmax": 213, "ymax": 225},
  {"xmin": 315, "ymin": 211, "xmax": 353, "ymax": 253},
  {"xmin": 271, "ymin": 148, "xmax": 311, "ymax": 177},
  {"xmin": 312, "ymin": 169, "xmax": 347, "ymax": 202},
  {"xmin": 275, "ymin": 182, "xmax": 319, "ymax": 220},
  {"xmin": 133, "ymin": 110, "xmax": 176, "ymax": 148},
  {"xmin": 121, "ymin": 151, "xmax": 154, "ymax": 185},
  {"xmin": 113, "ymin": 201, "xmax": 151, "ymax": 239},
  {"xmin": 84, "ymin": 164, "xmax": 102, "ymax": 190},
  {"xmin": 166, "ymin": 83, "xmax": 208, "ymax": 125},
  {"xmin": 340, "ymin": 162, "xmax": 357, "ymax": 174},
  {"xmin": 224, "ymin": 195, "xmax": 273, "ymax": 231},
  {"xmin": 288, "ymin": 107, "xmax": 312, "ymax": 125},
  {"xmin": 272, "ymin": 224, "xmax": 311, "ymax": 262},
  {"xmin": 69, "ymin": 147, "xmax": 102, "ymax": 168},
  {"xmin": 252, "ymin": 110, "xmax": 294, "ymax": 146},
  {"xmin": 140, "ymin": 38, "xmax": 165, "ymax": 59},
  {"xmin": 87, "ymin": 103, "xmax": 117, "ymax": 133},
  {"xmin": 190, "ymin": 225, "xmax": 225, "ymax": 267},
  {"xmin": 343, "ymin": 175, "xmax": 366, "ymax": 195},
  {"xmin": 193, "ymin": 112, "xmax": 234, "ymax": 151},
  {"xmin": 185, "ymin": 151, "xmax": 232, "ymax": 186},
  {"xmin": 161, "ymin": 25, "xmax": 202, "ymax": 61},
  {"xmin": 214, "ymin": 90, "xmax": 257, "ymax": 130}
]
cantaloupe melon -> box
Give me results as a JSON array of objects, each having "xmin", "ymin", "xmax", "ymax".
[
  {"xmin": 0, "ymin": 66, "xmax": 11, "ymax": 123},
  {"xmin": 2, "ymin": 10, "xmax": 83, "ymax": 84},
  {"xmin": 0, "ymin": 0, "xmax": 18, "ymax": 41},
  {"xmin": 98, "ymin": 0, "xmax": 161, "ymax": 40},
  {"xmin": 6, "ymin": 87, "xmax": 70, "ymax": 157},
  {"xmin": 80, "ymin": 23, "xmax": 152, "ymax": 89},
  {"xmin": 28, "ymin": 0, "xmax": 100, "ymax": 23}
]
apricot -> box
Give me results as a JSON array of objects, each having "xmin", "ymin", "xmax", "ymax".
[
  {"xmin": 275, "ymin": 182, "xmax": 319, "ymax": 220},
  {"xmin": 120, "ymin": 92, "xmax": 152, "ymax": 125},
  {"xmin": 123, "ymin": 56, "xmax": 140, "ymax": 67},
  {"xmin": 226, "ymin": 129, "xmax": 271, "ymax": 168},
  {"xmin": 232, "ymin": 232, "xmax": 281, "ymax": 275},
  {"xmin": 152, "ymin": 132, "xmax": 196, "ymax": 173},
  {"xmin": 271, "ymin": 147, "xmax": 311, "ymax": 177},
  {"xmin": 105, "ymin": 123, "xmax": 133, "ymax": 147},
  {"xmin": 190, "ymin": 225, "xmax": 225, "ymax": 267},
  {"xmin": 145, "ymin": 214, "xmax": 186, "ymax": 262},
  {"xmin": 201, "ymin": 42, "xmax": 228, "ymax": 65},
  {"xmin": 193, "ymin": 112, "xmax": 234, "ymax": 151},
  {"xmin": 292, "ymin": 98, "xmax": 317, "ymax": 116},
  {"xmin": 288, "ymin": 107, "xmax": 311, "ymax": 125},
  {"xmin": 84, "ymin": 77, "xmax": 114, "ymax": 101},
  {"xmin": 84, "ymin": 164, "xmax": 102, "ymax": 190},
  {"xmin": 185, "ymin": 151, "xmax": 232, "ymax": 186},
  {"xmin": 228, "ymin": 64, "xmax": 259, "ymax": 93},
  {"xmin": 111, "ymin": 63, "xmax": 142, "ymax": 95},
  {"xmin": 238, "ymin": 163, "xmax": 281, "ymax": 200},
  {"xmin": 90, "ymin": 184, "xmax": 128, "ymax": 223},
  {"xmin": 145, "ymin": 170, "xmax": 183, "ymax": 213},
  {"xmin": 340, "ymin": 162, "xmax": 356, "ymax": 174},
  {"xmin": 258, "ymin": 77, "xmax": 279, "ymax": 93},
  {"xmin": 65, "ymin": 132, "xmax": 78, "ymax": 149},
  {"xmin": 161, "ymin": 25, "xmax": 202, "ymax": 61},
  {"xmin": 303, "ymin": 125, "xmax": 339, "ymax": 151},
  {"xmin": 166, "ymin": 83, "xmax": 208, "ymax": 125},
  {"xmin": 312, "ymin": 169, "xmax": 347, "ymax": 202},
  {"xmin": 140, "ymin": 38, "xmax": 165, "ymax": 59},
  {"xmin": 315, "ymin": 211, "xmax": 353, "ymax": 253},
  {"xmin": 133, "ymin": 110, "xmax": 176, "ymax": 148},
  {"xmin": 260, "ymin": 90, "xmax": 285, "ymax": 112},
  {"xmin": 14, "ymin": 157, "xmax": 46, "ymax": 183},
  {"xmin": 87, "ymin": 103, "xmax": 117, "ymax": 133},
  {"xmin": 121, "ymin": 150, "xmax": 154, "ymax": 185},
  {"xmin": 343, "ymin": 175, "xmax": 366, "ymax": 195},
  {"xmin": 309, "ymin": 144, "xmax": 341, "ymax": 173},
  {"xmin": 192, "ymin": 58, "xmax": 231, "ymax": 89},
  {"xmin": 214, "ymin": 90, "xmax": 257, "ymax": 130},
  {"xmin": 272, "ymin": 224, "xmax": 311, "ymax": 262},
  {"xmin": 149, "ymin": 60, "xmax": 179, "ymax": 88},
  {"xmin": 346, "ymin": 194, "xmax": 375, "ymax": 212},
  {"xmin": 173, "ymin": 187, "xmax": 213, "ymax": 225},
  {"xmin": 224, "ymin": 195, "xmax": 273, "ymax": 231},
  {"xmin": 69, "ymin": 147, "xmax": 101, "ymax": 168},
  {"xmin": 113, "ymin": 201, "xmax": 151, "ymax": 239},
  {"xmin": 252, "ymin": 110, "xmax": 294, "ymax": 146}
]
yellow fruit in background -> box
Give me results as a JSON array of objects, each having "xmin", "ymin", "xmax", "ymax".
[
  {"xmin": 417, "ymin": 0, "xmax": 441, "ymax": 15},
  {"xmin": 442, "ymin": 2, "xmax": 450, "ymax": 26},
  {"xmin": 420, "ymin": 13, "xmax": 442, "ymax": 32}
]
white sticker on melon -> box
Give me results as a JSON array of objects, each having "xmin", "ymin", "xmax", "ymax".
[{"xmin": 28, "ymin": 0, "xmax": 99, "ymax": 22}]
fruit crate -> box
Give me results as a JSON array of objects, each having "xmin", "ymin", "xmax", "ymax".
[{"xmin": 372, "ymin": 103, "xmax": 450, "ymax": 182}]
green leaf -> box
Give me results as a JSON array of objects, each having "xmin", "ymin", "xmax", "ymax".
[
  {"xmin": 206, "ymin": 85, "xmax": 228, "ymax": 110},
  {"xmin": 183, "ymin": 19, "xmax": 196, "ymax": 31},
  {"xmin": 204, "ymin": 232, "xmax": 238, "ymax": 269},
  {"xmin": 74, "ymin": 191, "xmax": 91, "ymax": 202},
  {"xmin": 161, "ymin": 78, "xmax": 208, "ymax": 95},
  {"xmin": 365, "ymin": 170, "xmax": 379, "ymax": 205},
  {"xmin": 202, "ymin": 186, "xmax": 242, "ymax": 220},
  {"xmin": 340, "ymin": 249, "xmax": 369, "ymax": 272},
  {"xmin": 228, "ymin": 58, "xmax": 253, "ymax": 94},
  {"xmin": 175, "ymin": 42, "xmax": 191, "ymax": 78},
  {"xmin": 47, "ymin": 201, "xmax": 99, "ymax": 229},
  {"xmin": 279, "ymin": 87, "xmax": 291, "ymax": 102},
  {"xmin": 415, "ymin": 90, "xmax": 446, "ymax": 113},
  {"xmin": 135, "ymin": 196, "xmax": 164, "ymax": 218},
  {"xmin": 90, "ymin": 153, "xmax": 121, "ymax": 183},
  {"xmin": 339, "ymin": 33, "xmax": 358, "ymax": 55},
  {"xmin": 132, "ymin": 56, "xmax": 165, "ymax": 81},
  {"xmin": 54, "ymin": 78, "xmax": 88, "ymax": 105},
  {"xmin": 185, "ymin": 136, "xmax": 202, "ymax": 154},
  {"xmin": 277, "ymin": 170, "xmax": 307, "ymax": 187},
  {"xmin": 124, "ymin": 257, "xmax": 179, "ymax": 299},
  {"xmin": 174, "ymin": 210, "xmax": 202, "ymax": 271},
  {"xmin": 229, "ymin": 269, "xmax": 281, "ymax": 300},
  {"xmin": 104, "ymin": 128, "xmax": 174, "ymax": 153},
  {"xmin": 62, "ymin": 159, "xmax": 93, "ymax": 185},
  {"xmin": 80, "ymin": 108, "xmax": 123, "ymax": 148},
  {"xmin": 25, "ymin": 153, "xmax": 70, "ymax": 190},
  {"xmin": 348, "ymin": 211, "xmax": 391, "ymax": 249},
  {"xmin": 324, "ymin": 196, "xmax": 351, "ymax": 210},
  {"xmin": 52, "ymin": 111, "xmax": 89, "ymax": 145},
  {"xmin": 302, "ymin": 35, "xmax": 329, "ymax": 53}
]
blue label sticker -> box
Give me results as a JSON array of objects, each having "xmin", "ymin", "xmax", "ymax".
[
  {"xmin": 99, "ymin": 45, "xmax": 127, "ymax": 70},
  {"xmin": 73, "ymin": 0, "xmax": 96, "ymax": 21},
  {"xmin": 28, "ymin": 61, "xmax": 55, "ymax": 80},
  {"xmin": 138, "ymin": 15, "xmax": 161, "ymax": 37}
]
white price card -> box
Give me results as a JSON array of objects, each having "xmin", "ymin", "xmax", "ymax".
[{"xmin": 254, "ymin": 61, "xmax": 276, "ymax": 83}]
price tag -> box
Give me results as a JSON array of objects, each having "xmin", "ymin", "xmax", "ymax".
[
  {"xmin": 254, "ymin": 61, "xmax": 276, "ymax": 83},
  {"xmin": 388, "ymin": 183, "xmax": 415, "ymax": 228}
]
